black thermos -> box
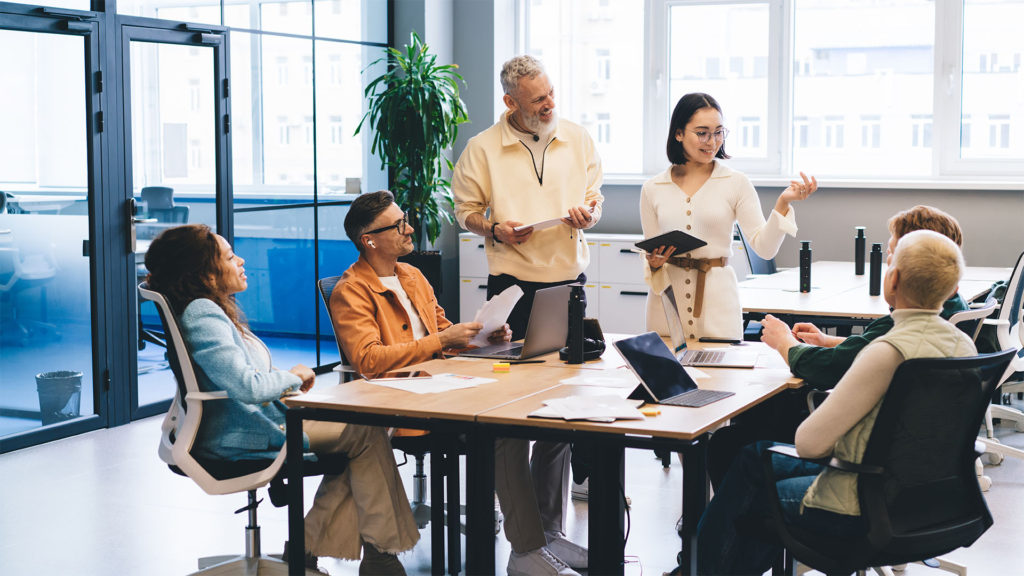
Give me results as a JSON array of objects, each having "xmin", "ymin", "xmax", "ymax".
[
  {"xmin": 567, "ymin": 284, "xmax": 585, "ymax": 364},
  {"xmin": 799, "ymin": 241, "xmax": 812, "ymax": 293},
  {"xmin": 854, "ymin": 226, "xmax": 866, "ymax": 275},
  {"xmin": 869, "ymin": 243, "xmax": 883, "ymax": 296}
]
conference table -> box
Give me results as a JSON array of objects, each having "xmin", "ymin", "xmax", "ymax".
[
  {"xmin": 739, "ymin": 260, "xmax": 1008, "ymax": 322},
  {"xmin": 283, "ymin": 340, "xmax": 800, "ymax": 575}
]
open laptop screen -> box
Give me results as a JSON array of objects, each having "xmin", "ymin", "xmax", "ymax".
[{"xmin": 614, "ymin": 332, "xmax": 697, "ymax": 402}]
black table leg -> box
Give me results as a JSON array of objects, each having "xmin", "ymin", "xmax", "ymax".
[
  {"xmin": 446, "ymin": 436, "xmax": 462, "ymax": 575},
  {"xmin": 286, "ymin": 408, "xmax": 306, "ymax": 576},
  {"xmin": 588, "ymin": 440, "xmax": 625, "ymax": 575},
  {"xmin": 430, "ymin": 433, "xmax": 446, "ymax": 575},
  {"xmin": 680, "ymin": 436, "xmax": 709, "ymax": 576},
  {"xmin": 465, "ymin": 428, "xmax": 495, "ymax": 575}
]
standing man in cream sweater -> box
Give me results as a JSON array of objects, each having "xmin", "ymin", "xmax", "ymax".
[
  {"xmin": 452, "ymin": 55, "xmax": 601, "ymax": 576},
  {"xmin": 453, "ymin": 54, "xmax": 604, "ymax": 341}
]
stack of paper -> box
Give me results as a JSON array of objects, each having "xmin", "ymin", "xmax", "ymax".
[
  {"xmin": 366, "ymin": 373, "xmax": 496, "ymax": 394},
  {"xmin": 529, "ymin": 395, "xmax": 645, "ymax": 422}
]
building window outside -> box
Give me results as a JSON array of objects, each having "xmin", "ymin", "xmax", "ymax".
[
  {"xmin": 597, "ymin": 112, "xmax": 611, "ymax": 143},
  {"xmin": 989, "ymin": 114, "xmax": 1010, "ymax": 148},
  {"xmin": 911, "ymin": 115, "xmax": 932, "ymax": 148},
  {"xmin": 860, "ymin": 115, "xmax": 881, "ymax": 148},
  {"xmin": 824, "ymin": 116, "xmax": 844, "ymax": 148},
  {"xmin": 794, "ymin": 116, "xmax": 810, "ymax": 148}
]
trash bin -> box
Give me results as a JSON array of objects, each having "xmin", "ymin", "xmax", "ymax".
[{"xmin": 36, "ymin": 370, "xmax": 82, "ymax": 425}]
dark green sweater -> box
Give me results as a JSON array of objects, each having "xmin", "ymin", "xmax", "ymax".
[{"xmin": 787, "ymin": 294, "xmax": 968, "ymax": 390}]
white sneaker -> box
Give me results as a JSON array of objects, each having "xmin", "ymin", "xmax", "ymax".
[
  {"xmin": 570, "ymin": 478, "xmax": 588, "ymax": 501},
  {"xmin": 544, "ymin": 531, "xmax": 588, "ymax": 570},
  {"xmin": 507, "ymin": 547, "xmax": 580, "ymax": 576}
]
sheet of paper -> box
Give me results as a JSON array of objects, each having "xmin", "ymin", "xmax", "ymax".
[
  {"xmin": 529, "ymin": 395, "xmax": 644, "ymax": 421},
  {"xmin": 513, "ymin": 217, "xmax": 564, "ymax": 232},
  {"xmin": 469, "ymin": 285, "xmax": 524, "ymax": 347},
  {"xmin": 559, "ymin": 371, "xmax": 640, "ymax": 388},
  {"xmin": 365, "ymin": 372, "xmax": 496, "ymax": 394}
]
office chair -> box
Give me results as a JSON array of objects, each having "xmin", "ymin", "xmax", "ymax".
[
  {"xmin": 737, "ymin": 225, "xmax": 778, "ymax": 276},
  {"xmin": 977, "ymin": 250, "xmax": 1024, "ymax": 468},
  {"xmin": 0, "ymin": 243, "xmax": 59, "ymax": 345},
  {"xmin": 141, "ymin": 283, "xmax": 346, "ymax": 575},
  {"xmin": 760, "ymin": 350, "xmax": 1015, "ymax": 576},
  {"xmin": 141, "ymin": 186, "xmax": 190, "ymax": 224}
]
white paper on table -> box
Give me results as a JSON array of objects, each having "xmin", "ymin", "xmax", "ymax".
[
  {"xmin": 513, "ymin": 217, "xmax": 564, "ymax": 232},
  {"xmin": 365, "ymin": 372, "xmax": 496, "ymax": 394},
  {"xmin": 684, "ymin": 366, "xmax": 710, "ymax": 380},
  {"xmin": 468, "ymin": 285, "xmax": 524, "ymax": 347},
  {"xmin": 559, "ymin": 371, "xmax": 640, "ymax": 388},
  {"xmin": 529, "ymin": 395, "xmax": 644, "ymax": 422}
]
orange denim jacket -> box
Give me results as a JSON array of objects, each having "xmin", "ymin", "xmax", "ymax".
[{"xmin": 330, "ymin": 256, "xmax": 452, "ymax": 377}]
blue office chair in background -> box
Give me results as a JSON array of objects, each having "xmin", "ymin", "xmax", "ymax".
[{"xmin": 141, "ymin": 186, "xmax": 189, "ymax": 224}]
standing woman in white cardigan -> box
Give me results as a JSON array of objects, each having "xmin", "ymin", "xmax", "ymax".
[{"xmin": 641, "ymin": 93, "xmax": 818, "ymax": 341}]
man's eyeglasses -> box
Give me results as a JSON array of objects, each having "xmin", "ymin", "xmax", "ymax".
[
  {"xmin": 364, "ymin": 212, "xmax": 408, "ymax": 235},
  {"xmin": 690, "ymin": 128, "xmax": 730, "ymax": 144}
]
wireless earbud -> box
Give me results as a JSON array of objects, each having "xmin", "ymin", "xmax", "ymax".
[{"xmin": 368, "ymin": 240, "xmax": 376, "ymax": 248}]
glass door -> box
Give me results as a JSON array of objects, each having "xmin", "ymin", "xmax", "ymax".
[
  {"xmin": 0, "ymin": 7, "xmax": 105, "ymax": 450},
  {"xmin": 121, "ymin": 22, "xmax": 231, "ymax": 419}
]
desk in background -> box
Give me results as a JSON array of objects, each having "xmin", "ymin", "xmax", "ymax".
[{"xmin": 284, "ymin": 340, "xmax": 800, "ymax": 575}]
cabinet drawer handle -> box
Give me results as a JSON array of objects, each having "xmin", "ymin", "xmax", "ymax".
[
  {"xmin": 477, "ymin": 244, "xmax": 485, "ymax": 249},
  {"xmin": 478, "ymin": 285, "xmax": 488, "ymax": 290},
  {"xmin": 619, "ymin": 249, "xmax": 634, "ymax": 254},
  {"xmin": 620, "ymin": 290, "xmax": 648, "ymax": 296}
]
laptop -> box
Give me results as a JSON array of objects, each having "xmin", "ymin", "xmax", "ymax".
[
  {"xmin": 661, "ymin": 287, "xmax": 759, "ymax": 369},
  {"xmin": 614, "ymin": 332, "xmax": 735, "ymax": 408},
  {"xmin": 459, "ymin": 284, "xmax": 571, "ymax": 360}
]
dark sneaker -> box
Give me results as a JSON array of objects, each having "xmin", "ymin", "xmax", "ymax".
[{"xmin": 359, "ymin": 542, "xmax": 406, "ymax": 576}]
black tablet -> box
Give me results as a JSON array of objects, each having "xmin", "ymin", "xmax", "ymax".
[{"xmin": 635, "ymin": 230, "xmax": 707, "ymax": 254}]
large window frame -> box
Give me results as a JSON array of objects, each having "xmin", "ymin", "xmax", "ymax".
[{"xmin": 520, "ymin": 0, "xmax": 1023, "ymax": 184}]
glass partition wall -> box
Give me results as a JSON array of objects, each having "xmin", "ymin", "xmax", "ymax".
[{"xmin": 0, "ymin": 0, "xmax": 389, "ymax": 452}]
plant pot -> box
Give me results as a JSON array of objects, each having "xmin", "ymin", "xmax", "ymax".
[{"xmin": 399, "ymin": 250, "xmax": 443, "ymax": 295}]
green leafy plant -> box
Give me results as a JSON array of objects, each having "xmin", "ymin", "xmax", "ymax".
[{"xmin": 356, "ymin": 32, "xmax": 469, "ymax": 250}]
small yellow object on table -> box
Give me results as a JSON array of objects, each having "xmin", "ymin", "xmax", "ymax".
[
  {"xmin": 640, "ymin": 405, "xmax": 661, "ymax": 417},
  {"xmin": 492, "ymin": 362, "xmax": 511, "ymax": 373}
]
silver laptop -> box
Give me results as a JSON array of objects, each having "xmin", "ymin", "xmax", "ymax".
[
  {"xmin": 459, "ymin": 284, "xmax": 571, "ymax": 360},
  {"xmin": 661, "ymin": 287, "xmax": 759, "ymax": 369},
  {"xmin": 615, "ymin": 332, "xmax": 735, "ymax": 408}
]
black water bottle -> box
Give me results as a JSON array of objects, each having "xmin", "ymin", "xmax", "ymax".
[
  {"xmin": 854, "ymin": 226, "xmax": 866, "ymax": 275},
  {"xmin": 799, "ymin": 241, "xmax": 812, "ymax": 293},
  {"xmin": 869, "ymin": 243, "xmax": 883, "ymax": 296},
  {"xmin": 566, "ymin": 284, "xmax": 585, "ymax": 364}
]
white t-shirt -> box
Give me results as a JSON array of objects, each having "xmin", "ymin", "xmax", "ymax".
[{"xmin": 378, "ymin": 275, "xmax": 427, "ymax": 340}]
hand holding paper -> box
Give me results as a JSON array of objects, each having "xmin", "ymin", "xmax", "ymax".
[{"xmin": 469, "ymin": 285, "xmax": 523, "ymax": 347}]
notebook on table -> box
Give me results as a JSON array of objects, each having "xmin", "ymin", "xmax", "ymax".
[
  {"xmin": 613, "ymin": 332, "xmax": 735, "ymax": 408},
  {"xmin": 459, "ymin": 284, "xmax": 571, "ymax": 360},
  {"xmin": 661, "ymin": 287, "xmax": 758, "ymax": 369}
]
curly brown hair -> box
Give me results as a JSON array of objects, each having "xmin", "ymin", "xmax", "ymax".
[
  {"xmin": 887, "ymin": 205, "xmax": 963, "ymax": 247},
  {"xmin": 145, "ymin": 224, "xmax": 247, "ymax": 333}
]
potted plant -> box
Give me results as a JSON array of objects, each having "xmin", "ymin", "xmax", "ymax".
[{"xmin": 356, "ymin": 32, "xmax": 469, "ymax": 293}]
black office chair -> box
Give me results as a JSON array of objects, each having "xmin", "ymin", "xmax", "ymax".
[
  {"xmin": 141, "ymin": 283, "xmax": 346, "ymax": 575},
  {"xmin": 142, "ymin": 186, "xmax": 189, "ymax": 223},
  {"xmin": 736, "ymin": 225, "xmax": 777, "ymax": 340},
  {"xmin": 759, "ymin": 350, "xmax": 1015, "ymax": 576}
]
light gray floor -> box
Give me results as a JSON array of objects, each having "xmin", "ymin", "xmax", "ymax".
[{"xmin": 1, "ymin": 411, "xmax": 1023, "ymax": 576}]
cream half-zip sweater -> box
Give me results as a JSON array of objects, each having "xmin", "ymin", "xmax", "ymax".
[{"xmin": 452, "ymin": 111, "xmax": 604, "ymax": 283}]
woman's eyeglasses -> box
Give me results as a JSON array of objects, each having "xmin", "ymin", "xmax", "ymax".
[
  {"xmin": 689, "ymin": 128, "xmax": 730, "ymax": 144},
  {"xmin": 364, "ymin": 212, "xmax": 408, "ymax": 235}
]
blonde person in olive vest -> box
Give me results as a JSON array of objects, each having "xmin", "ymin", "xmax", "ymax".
[{"xmin": 692, "ymin": 229, "xmax": 975, "ymax": 576}]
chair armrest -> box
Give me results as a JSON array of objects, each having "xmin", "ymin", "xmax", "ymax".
[
  {"xmin": 806, "ymin": 390, "xmax": 830, "ymax": 413},
  {"xmin": 766, "ymin": 445, "xmax": 829, "ymax": 466},
  {"xmin": 983, "ymin": 318, "xmax": 1009, "ymax": 327},
  {"xmin": 185, "ymin": 390, "xmax": 228, "ymax": 401},
  {"xmin": 767, "ymin": 445, "xmax": 883, "ymax": 475}
]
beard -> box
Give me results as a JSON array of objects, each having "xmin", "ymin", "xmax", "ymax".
[{"xmin": 520, "ymin": 107, "xmax": 557, "ymax": 140}]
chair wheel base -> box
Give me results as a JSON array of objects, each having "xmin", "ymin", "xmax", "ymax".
[{"xmin": 193, "ymin": 554, "xmax": 323, "ymax": 575}]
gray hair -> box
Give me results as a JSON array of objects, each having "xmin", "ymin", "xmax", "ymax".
[{"xmin": 500, "ymin": 55, "xmax": 546, "ymax": 97}]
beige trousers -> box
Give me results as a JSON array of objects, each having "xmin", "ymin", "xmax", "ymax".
[
  {"xmin": 495, "ymin": 438, "xmax": 571, "ymax": 553},
  {"xmin": 302, "ymin": 421, "xmax": 420, "ymax": 560}
]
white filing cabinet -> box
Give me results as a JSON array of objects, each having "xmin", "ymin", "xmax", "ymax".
[{"xmin": 458, "ymin": 232, "xmax": 645, "ymax": 332}]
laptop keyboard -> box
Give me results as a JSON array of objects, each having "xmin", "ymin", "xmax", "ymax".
[
  {"xmin": 661, "ymin": 389, "xmax": 735, "ymax": 408},
  {"xmin": 682, "ymin": 350, "xmax": 726, "ymax": 365},
  {"xmin": 472, "ymin": 343, "xmax": 523, "ymax": 358}
]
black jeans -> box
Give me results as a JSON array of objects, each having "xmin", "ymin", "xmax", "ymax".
[{"xmin": 486, "ymin": 272, "xmax": 587, "ymax": 341}]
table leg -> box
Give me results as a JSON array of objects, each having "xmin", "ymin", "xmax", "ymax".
[
  {"xmin": 286, "ymin": 408, "xmax": 306, "ymax": 576},
  {"xmin": 680, "ymin": 436, "xmax": 709, "ymax": 576},
  {"xmin": 465, "ymin": 428, "xmax": 495, "ymax": 575},
  {"xmin": 588, "ymin": 441, "xmax": 625, "ymax": 575},
  {"xmin": 446, "ymin": 436, "xmax": 462, "ymax": 575},
  {"xmin": 430, "ymin": 433, "xmax": 446, "ymax": 575}
]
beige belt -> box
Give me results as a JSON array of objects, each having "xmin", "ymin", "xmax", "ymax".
[{"xmin": 668, "ymin": 256, "xmax": 727, "ymax": 318}]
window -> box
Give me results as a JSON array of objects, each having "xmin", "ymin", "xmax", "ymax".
[
  {"xmin": 519, "ymin": 0, "xmax": 1024, "ymax": 180},
  {"xmin": 524, "ymin": 0, "xmax": 643, "ymax": 174},
  {"xmin": 860, "ymin": 115, "xmax": 881, "ymax": 149},
  {"xmin": 329, "ymin": 115, "xmax": 343, "ymax": 145}
]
